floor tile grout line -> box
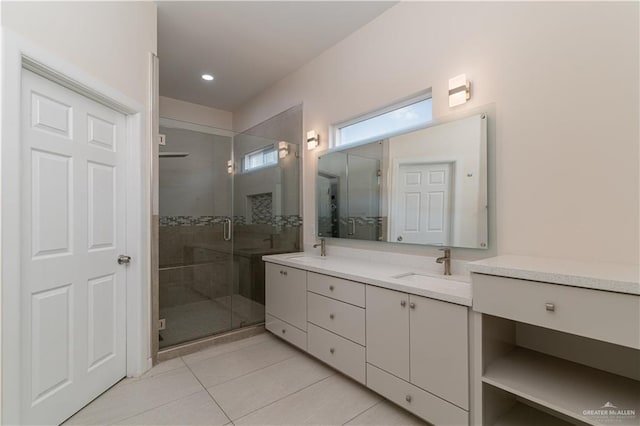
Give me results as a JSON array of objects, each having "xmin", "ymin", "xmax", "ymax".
[
  {"xmin": 197, "ymin": 350, "xmax": 300, "ymax": 389},
  {"xmin": 183, "ymin": 360, "xmax": 234, "ymax": 424},
  {"xmin": 182, "ymin": 335, "xmax": 279, "ymax": 366},
  {"xmin": 340, "ymin": 399, "xmax": 385, "ymax": 426},
  {"xmin": 205, "ymin": 352, "xmax": 307, "ymax": 393},
  {"xmin": 104, "ymin": 388, "xmax": 205, "ymax": 426},
  {"xmin": 210, "ymin": 362, "xmax": 337, "ymax": 422},
  {"xmin": 231, "ymin": 373, "xmax": 337, "ymax": 423}
]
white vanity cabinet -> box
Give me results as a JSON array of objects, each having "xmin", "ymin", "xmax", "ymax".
[
  {"xmin": 470, "ymin": 256, "xmax": 640, "ymax": 426},
  {"xmin": 264, "ymin": 258, "xmax": 472, "ymax": 426},
  {"xmin": 366, "ymin": 285, "xmax": 470, "ymax": 423},
  {"xmin": 265, "ymin": 263, "xmax": 307, "ymax": 350}
]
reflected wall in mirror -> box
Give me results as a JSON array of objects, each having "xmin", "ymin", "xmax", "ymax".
[{"xmin": 317, "ymin": 113, "xmax": 488, "ymax": 249}]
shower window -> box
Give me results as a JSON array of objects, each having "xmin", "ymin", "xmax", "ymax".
[{"xmin": 242, "ymin": 144, "xmax": 278, "ymax": 172}]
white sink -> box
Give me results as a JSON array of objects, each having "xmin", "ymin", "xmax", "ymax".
[
  {"xmin": 392, "ymin": 272, "xmax": 467, "ymax": 283},
  {"xmin": 285, "ymin": 254, "xmax": 325, "ymax": 261}
]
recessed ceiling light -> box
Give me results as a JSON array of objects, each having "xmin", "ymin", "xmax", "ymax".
[{"xmin": 201, "ymin": 74, "xmax": 214, "ymax": 81}]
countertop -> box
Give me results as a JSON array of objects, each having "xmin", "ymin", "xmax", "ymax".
[
  {"xmin": 468, "ymin": 255, "xmax": 639, "ymax": 295},
  {"xmin": 262, "ymin": 252, "xmax": 472, "ymax": 306}
]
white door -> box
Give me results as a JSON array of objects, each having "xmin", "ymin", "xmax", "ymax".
[
  {"xmin": 21, "ymin": 69, "xmax": 127, "ymax": 425},
  {"xmin": 393, "ymin": 162, "xmax": 452, "ymax": 245}
]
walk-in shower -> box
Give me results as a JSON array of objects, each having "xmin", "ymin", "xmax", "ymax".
[{"xmin": 157, "ymin": 116, "xmax": 301, "ymax": 349}]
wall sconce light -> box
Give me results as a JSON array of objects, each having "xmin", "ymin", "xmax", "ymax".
[
  {"xmin": 306, "ymin": 130, "xmax": 319, "ymax": 150},
  {"xmin": 448, "ymin": 74, "xmax": 470, "ymax": 107},
  {"xmin": 227, "ymin": 160, "xmax": 233, "ymax": 174},
  {"xmin": 278, "ymin": 141, "xmax": 289, "ymax": 158}
]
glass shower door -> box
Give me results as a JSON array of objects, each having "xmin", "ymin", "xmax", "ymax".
[
  {"xmin": 230, "ymin": 133, "xmax": 300, "ymax": 330},
  {"xmin": 158, "ymin": 123, "xmax": 234, "ymax": 348}
]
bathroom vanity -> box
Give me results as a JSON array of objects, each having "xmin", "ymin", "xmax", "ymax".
[
  {"xmin": 469, "ymin": 256, "xmax": 640, "ymax": 426},
  {"xmin": 263, "ymin": 252, "xmax": 473, "ymax": 426},
  {"xmin": 264, "ymin": 251, "xmax": 640, "ymax": 426}
]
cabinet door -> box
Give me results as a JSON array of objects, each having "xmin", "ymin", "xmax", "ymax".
[
  {"xmin": 366, "ymin": 286, "xmax": 410, "ymax": 380},
  {"xmin": 265, "ymin": 263, "xmax": 307, "ymax": 330},
  {"xmin": 409, "ymin": 295, "xmax": 469, "ymax": 410}
]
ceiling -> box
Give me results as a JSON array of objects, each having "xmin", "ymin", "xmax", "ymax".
[{"xmin": 157, "ymin": 1, "xmax": 396, "ymax": 112}]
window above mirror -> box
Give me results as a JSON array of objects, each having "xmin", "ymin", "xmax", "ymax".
[{"xmin": 333, "ymin": 94, "xmax": 433, "ymax": 149}]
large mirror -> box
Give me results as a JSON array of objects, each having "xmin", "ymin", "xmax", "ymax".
[{"xmin": 317, "ymin": 113, "xmax": 488, "ymax": 249}]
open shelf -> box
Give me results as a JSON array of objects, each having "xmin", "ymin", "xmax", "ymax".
[
  {"xmin": 493, "ymin": 402, "xmax": 576, "ymax": 426},
  {"xmin": 483, "ymin": 347, "xmax": 640, "ymax": 426}
]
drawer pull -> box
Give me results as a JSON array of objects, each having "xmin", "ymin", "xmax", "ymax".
[
  {"xmin": 409, "ymin": 302, "xmax": 416, "ymax": 309},
  {"xmin": 281, "ymin": 329, "xmax": 286, "ymax": 334},
  {"xmin": 329, "ymin": 313, "xmax": 335, "ymax": 320},
  {"xmin": 400, "ymin": 300, "xmax": 406, "ymax": 307},
  {"xmin": 329, "ymin": 285, "xmax": 334, "ymax": 291},
  {"xmin": 545, "ymin": 303, "xmax": 555, "ymax": 312},
  {"xmin": 330, "ymin": 348, "xmax": 335, "ymax": 354},
  {"xmin": 405, "ymin": 395, "xmax": 412, "ymax": 403}
]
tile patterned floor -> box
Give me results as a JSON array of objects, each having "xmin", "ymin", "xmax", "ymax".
[{"xmin": 65, "ymin": 333, "xmax": 428, "ymax": 426}]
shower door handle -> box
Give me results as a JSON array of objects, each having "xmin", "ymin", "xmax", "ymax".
[
  {"xmin": 223, "ymin": 218, "xmax": 232, "ymax": 241},
  {"xmin": 348, "ymin": 218, "xmax": 356, "ymax": 236}
]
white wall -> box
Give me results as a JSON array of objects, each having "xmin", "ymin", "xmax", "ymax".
[
  {"xmin": 160, "ymin": 96, "xmax": 232, "ymax": 130},
  {"xmin": 2, "ymin": 1, "xmax": 156, "ymax": 109},
  {"xmin": 233, "ymin": 2, "xmax": 639, "ymax": 264}
]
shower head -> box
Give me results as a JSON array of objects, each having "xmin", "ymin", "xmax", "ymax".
[{"xmin": 159, "ymin": 152, "xmax": 190, "ymax": 158}]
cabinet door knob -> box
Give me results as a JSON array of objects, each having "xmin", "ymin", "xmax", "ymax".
[
  {"xmin": 283, "ymin": 271, "xmax": 288, "ymax": 276},
  {"xmin": 330, "ymin": 348, "xmax": 335, "ymax": 354},
  {"xmin": 409, "ymin": 302, "xmax": 416, "ymax": 309},
  {"xmin": 400, "ymin": 300, "xmax": 406, "ymax": 307},
  {"xmin": 545, "ymin": 302, "xmax": 555, "ymax": 312},
  {"xmin": 405, "ymin": 395, "xmax": 412, "ymax": 403},
  {"xmin": 329, "ymin": 313, "xmax": 335, "ymax": 320},
  {"xmin": 329, "ymin": 285, "xmax": 334, "ymax": 291},
  {"xmin": 282, "ymin": 329, "xmax": 286, "ymax": 334}
]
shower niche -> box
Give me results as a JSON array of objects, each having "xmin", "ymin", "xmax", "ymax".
[{"xmin": 157, "ymin": 110, "xmax": 301, "ymax": 349}]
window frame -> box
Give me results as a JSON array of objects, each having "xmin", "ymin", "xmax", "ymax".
[{"xmin": 330, "ymin": 90, "xmax": 433, "ymax": 150}]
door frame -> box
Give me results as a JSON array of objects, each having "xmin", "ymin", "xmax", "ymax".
[
  {"xmin": 1, "ymin": 30, "xmax": 152, "ymax": 424},
  {"xmin": 389, "ymin": 157, "xmax": 456, "ymax": 244}
]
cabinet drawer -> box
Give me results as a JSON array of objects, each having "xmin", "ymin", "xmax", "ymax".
[
  {"xmin": 308, "ymin": 323, "xmax": 365, "ymax": 384},
  {"xmin": 308, "ymin": 272, "xmax": 365, "ymax": 307},
  {"xmin": 366, "ymin": 363, "xmax": 468, "ymax": 426},
  {"xmin": 473, "ymin": 274, "xmax": 640, "ymax": 349},
  {"xmin": 265, "ymin": 314, "xmax": 306, "ymax": 351},
  {"xmin": 308, "ymin": 292, "xmax": 366, "ymax": 345},
  {"xmin": 265, "ymin": 263, "xmax": 307, "ymax": 330}
]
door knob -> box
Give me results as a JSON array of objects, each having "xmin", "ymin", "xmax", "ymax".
[
  {"xmin": 400, "ymin": 300, "xmax": 406, "ymax": 307},
  {"xmin": 117, "ymin": 255, "xmax": 131, "ymax": 265},
  {"xmin": 405, "ymin": 395, "xmax": 412, "ymax": 403},
  {"xmin": 409, "ymin": 302, "xmax": 416, "ymax": 309}
]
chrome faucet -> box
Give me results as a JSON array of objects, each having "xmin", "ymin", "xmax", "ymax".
[
  {"xmin": 313, "ymin": 238, "xmax": 326, "ymax": 256},
  {"xmin": 436, "ymin": 248, "xmax": 452, "ymax": 276}
]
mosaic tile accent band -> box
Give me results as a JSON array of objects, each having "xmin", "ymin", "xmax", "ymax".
[{"xmin": 159, "ymin": 215, "xmax": 302, "ymax": 227}]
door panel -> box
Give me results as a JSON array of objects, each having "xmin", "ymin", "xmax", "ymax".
[
  {"xmin": 365, "ymin": 285, "xmax": 410, "ymax": 380},
  {"xmin": 409, "ymin": 295, "xmax": 469, "ymax": 409},
  {"xmin": 21, "ymin": 69, "xmax": 127, "ymax": 425}
]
